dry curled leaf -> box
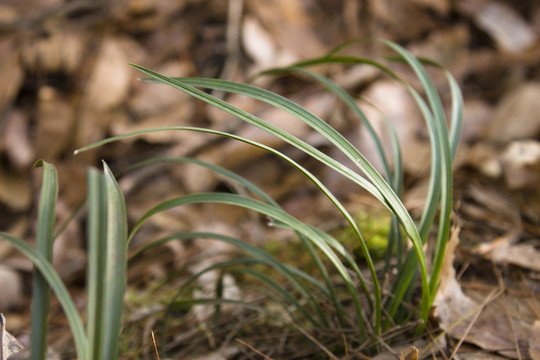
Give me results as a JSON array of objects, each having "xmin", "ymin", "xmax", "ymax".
[
  {"xmin": 530, "ymin": 321, "xmax": 540, "ymax": 360},
  {"xmin": 0, "ymin": 266, "xmax": 21, "ymax": 313},
  {"xmin": 474, "ymin": 2, "xmax": 537, "ymax": 54},
  {"xmin": 434, "ymin": 229, "xmax": 536, "ymax": 358},
  {"xmin": 0, "ymin": 313, "xmax": 24, "ymax": 360},
  {"xmin": 400, "ymin": 346, "xmax": 418, "ymax": 360}
]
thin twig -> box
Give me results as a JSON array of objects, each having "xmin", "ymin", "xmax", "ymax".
[
  {"xmin": 288, "ymin": 320, "xmax": 340, "ymax": 360},
  {"xmin": 448, "ymin": 286, "xmax": 504, "ymax": 359},
  {"xmin": 151, "ymin": 330, "xmax": 160, "ymax": 360},
  {"xmin": 235, "ymin": 338, "xmax": 274, "ymax": 360}
]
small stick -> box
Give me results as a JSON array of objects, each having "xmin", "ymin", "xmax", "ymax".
[{"xmin": 151, "ymin": 330, "xmax": 160, "ymax": 360}]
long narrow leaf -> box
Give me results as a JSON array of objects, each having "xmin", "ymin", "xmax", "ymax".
[
  {"xmin": 120, "ymin": 157, "xmax": 279, "ymax": 207},
  {"xmin": 264, "ymin": 41, "xmax": 458, "ymax": 329},
  {"xmin": 99, "ymin": 162, "xmax": 128, "ymax": 359},
  {"xmin": 85, "ymin": 169, "xmax": 108, "ymax": 360},
  {"xmin": 159, "ymin": 257, "xmax": 316, "ymax": 356},
  {"xmin": 147, "ymin": 73, "xmax": 420, "ymax": 253},
  {"xmin": 146, "ymin": 73, "xmax": 418, "ymax": 334},
  {"xmin": 380, "ymin": 40, "xmax": 453, "ymax": 329},
  {"xmin": 0, "ymin": 232, "xmax": 87, "ymax": 359},
  {"xmin": 262, "ymin": 67, "xmax": 393, "ymax": 183},
  {"xmin": 123, "ymin": 157, "xmax": 371, "ymax": 326},
  {"xmin": 30, "ymin": 160, "xmax": 58, "ymax": 360},
  {"xmin": 128, "ymin": 192, "xmax": 366, "ymax": 333},
  {"xmin": 262, "ymin": 53, "xmax": 438, "ymax": 244},
  {"xmin": 76, "ymin": 126, "xmax": 376, "ymax": 328},
  {"xmin": 130, "ymin": 232, "xmax": 329, "ymax": 327}
]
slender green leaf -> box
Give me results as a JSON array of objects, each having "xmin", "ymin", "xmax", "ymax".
[
  {"xmin": 0, "ymin": 232, "xmax": 87, "ymax": 359},
  {"xmin": 120, "ymin": 157, "xmax": 279, "ymax": 207},
  {"xmin": 85, "ymin": 169, "xmax": 108, "ymax": 360},
  {"xmin": 99, "ymin": 161, "xmax": 128, "ymax": 360},
  {"xmin": 262, "ymin": 40, "xmax": 459, "ymax": 329},
  {"xmin": 76, "ymin": 126, "xmax": 376, "ymax": 329},
  {"xmin": 380, "ymin": 40, "xmax": 453, "ymax": 329},
  {"xmin": 131, "ymin": 232, "xmax": 329, "ymax": 327},
  {"xmin": 30, "ymin": 160, "xmax": 58, "ymax": 360},
  {"xmin": 159, "ymin": 257, "xmax": 313, "ymax": 356},
  {"xmin": 261, "ymin": 67, "xmax": 393, "ymax": 183},
  {"xmin": 147, "ymin": 74, "xmax": 416, "ymax": 245},
  {"xmin": 129, "ymin": 193, "xmax": 366, "ymax": 333}
]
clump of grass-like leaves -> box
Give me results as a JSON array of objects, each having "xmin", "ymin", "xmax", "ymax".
[
  {"xmin": 0, "ymin": 39, "xmax": 462, "ymax": 359},
  {"xmin": 0, "ymin": 161, "xmax": 127, "ymax": 360}
]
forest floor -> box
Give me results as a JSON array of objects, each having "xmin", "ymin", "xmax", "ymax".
[{"xmin": 0, "ymin": 0, "xmax": 539, "ymax": 359}]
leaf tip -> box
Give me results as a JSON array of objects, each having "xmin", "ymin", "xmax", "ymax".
[{"xmin": 33, "ymin": 159, "xmax": 44, "ymax": 168}]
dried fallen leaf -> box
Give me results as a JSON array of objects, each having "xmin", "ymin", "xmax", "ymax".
[
  {"xmin": 244, "ymin": 0, "xmax": 326, "ymax": 65},
  {"xmin": 0, "ymin": 266, "xmax": 21, "ymax": 312},
  {"xmin": 360, "ymin": 80, "xmax": 428, "ymax": 176},
  {"xmin": 501, "ymin": 140, "xmax": 540, "ymax": 190},
  {"xmin": 0, "ymin": 313, "xmax": 24, "ymax": 360},
  {"xmin": 459, "ymin": 99, "xmax": 492, "ymax": 144},
  {"xmin": 473, "ymin": 2, "xmax": 537, "ymax": 54},
  {"xmin": 410, "ymin": 0, "xmax": 450, "ymax": 14},
  {"xmin": 472, "ymin": 228, "xmax": 540, "ymax": 274},
  {"xmin": 35, "ymin": 86, "xmax": 75, "ymax": 160},
  {"xmin": 400, "ymin": 346, "xmax": 418, "ymax": 360},
  {"xmin": 0, "ymin": 168, "xmax": 31, "ymax": 212},
  {"xmin": 486, "ymin": 83, "xmax": 540, "ymax": 144},
  {"xmin": 0, "ymin": 38, "xmax": 23, "ymax": 119},
  {"xmin": 2, "ymin": 110, "xmax": 34, "ymax": 170},
  {"xmin": 433, "ymin": 229, "xmax": 535, "ymax": 358},
  {"xmin": 242, "ymin": 15, "xmax": 295, "ymax": 71},
  {"xmin": 19, "ymin": 31, "xmax": 85, "ymax": 74},
  {"xmin": 409, "ymin": 25, "xmax": 469, "ymax": 83},
  {"xmin": 530, "ymin": 321, "xmax": 540, "ymax": 360},
  {"xmin": 85, "ymin": 37, "xmax": 143, "ymax": 111},
  {"xmin": 373, "ymin": 338, "xmax": 444, "ymax": 360},
  {"xmin": 368, "ymin": 0, "xmax": 438, "ymax": 39}
]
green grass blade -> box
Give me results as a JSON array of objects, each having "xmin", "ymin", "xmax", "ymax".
[
  {"xmin": 264, "ymin": 66, "xmax": 406, "ymax": 278},
  {"xmin": 384, "ymin": 111, "xmax": 405, "ymax": 269},
  {"xmin": 85, "ymin": 169, "xmax": 108, "ymax": 360},
  {"xmin": 158, "ymin": 257, "xmax": 318, "ymax": 356},
  {"xmin": 99, "ymin": 161, "xmax": 128, "ymax": 359},
  {"xmin": 131, "ymin": 232, "xmax": 329, "ymax": 327},
  {"xmin": 446, "ymin": 70, "xmax": 463, "ymax": 161},
  {"xmin": 428, "ymin": 70, "xmax": 463, "ymax": 302},
  {"xmin": 162, "ymin": 76, "xmax": 411, "ymax": 237},
  {"xmin": 129, "ymin": 64, "xmax": 386, "ymax": 204},
  {"xmin": 295, "ymin": 232, "xmax": 350, "ymax": 331},
  {"xmin": 261, "ymin": 66, "xmax": 393, "ymax": 183},
  {"xmin": 380, "ymin": 40, "xmax": 453, "ymax": 323},
  {"xmin": 263, "ymin": 53, "xmax": 439, "ymax": 242},
  {"xmin": 123, "ymin": 157, "xmax": 371, "ymax": 328},
  {"xmin": 262, "ymin": 50, "xmax": 445, "ymax": 235},
  {"xmin": 129, "ymin": 193, "xmax": 366, "ymax": 332},
  {"xmin": 235, "ymin": 267, "xmax": 321, "ymax": 326},
  {"xmin": 0, "ymin": 232, "xmax": 87, "ymax": 359},
  {"xmin": 30, "ymin": 160, "xmax": 58, "ymax": 360},
  {"xmin": 120, "ymin": 157, "xmax": 279, "ymax": 207},
  {"xmin": 76, "ymin": 126, "xmax": 377, "ymax": 327},
  {"xmin": 284, "ymin": 41, "xmax": 454, "ymax": 329},
  {"xmin": 157, "ymin": 75, "xmax": 415, "ymax": 334}
]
